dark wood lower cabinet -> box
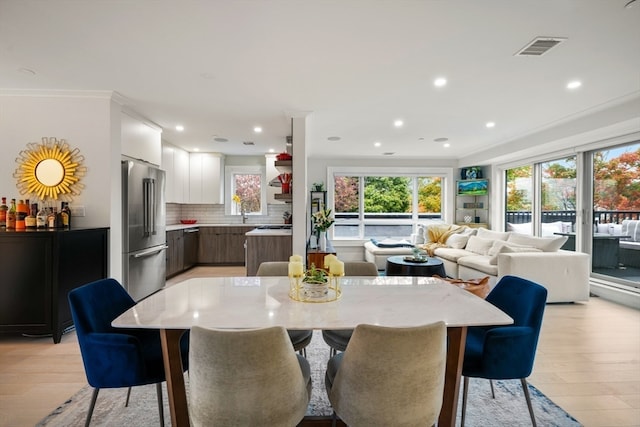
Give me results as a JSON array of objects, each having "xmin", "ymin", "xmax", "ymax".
[
  {"xmin": 0, "ymin": 228, "xmax": 109, "ymax": 343},
  {"xmin": 197, "ymin": 226, "xmax": 254, "ymax": 265}
]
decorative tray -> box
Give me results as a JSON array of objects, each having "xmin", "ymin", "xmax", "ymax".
[{"xmin": 403, "ymin": 256, "xmax": 428, "ymax": 263}]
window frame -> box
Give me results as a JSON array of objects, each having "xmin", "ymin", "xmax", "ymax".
[
  {"xmin": 224, "ymin": 165, "xmax": 267, "ymax": 216},
  {"xmin": 327, "ymin": 166, "xmax": 453, "ymax": 240}
]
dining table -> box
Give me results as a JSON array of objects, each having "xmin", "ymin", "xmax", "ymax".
[{"xmin": 112, "ymin": 275, "xmax": 512, "ymax": 427}]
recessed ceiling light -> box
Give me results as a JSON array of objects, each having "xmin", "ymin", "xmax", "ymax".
[
  {"xmin": 327, "ymin": 136, "xmax": 341, "ymax": 141},
  {"xmin": 214, "ymin": 137, "xmax": 228, "ymax": 142},
  {"xmin": 193, "ymin": 148, "xmax": 200, "ymax": 152},
  {"xmin": 434, "ymin": 137, "xmax": 448, "ymax": 142},
  {"xmin": 486, "ymin": 122, "xmax": 496, "ymax": 128},
  {"xmin": 253, "ymin": 126, "xmax": 262, "ymax": 133},
  {"xmin": 374, "ymin": 142, "xmax": 382, "ymax": 147},
  {"xmin": 268, "ymin": 148, "xmax": 275, "ymax": 153},
  {"xmin": 567, "ymin": 80, "xmax": 582, "ymax": 90},
  {"xmin": 434, "ymin": 77, "xmax": 447, "ymax": 87},
  {"xmin": 443, "ymin": 143, "xmax": 451, "ymax": 148},
  {"xmin": 175, "ymin": 125, "xmax": 184, "ymax": 132},
  {"xmin": 394, "ymin": 120, "xmax": 404, "ymax": 128}
]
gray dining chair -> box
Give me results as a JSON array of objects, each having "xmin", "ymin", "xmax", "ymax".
[
  {"xmin": 257, "ymin": 261, "xmax": 313, "ymax": 356},
  {"xmin": 189, "ymin": 326, "xmax": 311, "ymax": 426},
  {"xmin": 325, "ymin": 322, "xmax": 446, "ymax": 427},
  {"xmin": 322, "ymin": 261, "xmax": 378, "ymax": 355}
]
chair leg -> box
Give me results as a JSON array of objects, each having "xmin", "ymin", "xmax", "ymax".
[
  {"xmin": 85, "ymin": 388, "xmax": 100, "ymax": 427},
  {"xmin": 521, "ymin": 378, "xmax": 537, "ymax": 427},
  {"xmin": 490, "ymin": 379, "xmax": 495, "ymax": 399},
  {"xmin": 124, "ymin": 386, "xmax": 132, "ymax": 407},
  {"xmin": 461, "ymin": 376, "xmax": 469, "ymax": 427},
  {"xmin": 156, "ymin": 383, "xmax": 165, "ymax": 427}
]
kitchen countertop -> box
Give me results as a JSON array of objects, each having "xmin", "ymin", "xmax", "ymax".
[
  {"xmin": 166, "ymin": 223, "xmax": 286, "ymax": 232},
  {"xmin": 245, "ymin": 228, "xmax": 292, "ymax": 236}
]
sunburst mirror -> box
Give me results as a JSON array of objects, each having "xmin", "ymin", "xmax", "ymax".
[{"xmin": 13, "ymin": 137, "xmax": 87, "ymax": 201}]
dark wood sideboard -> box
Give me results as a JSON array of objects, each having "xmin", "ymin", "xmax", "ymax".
[{"xmin": 0, "ymin": 227, "xmax": 109, "ymax": 343}]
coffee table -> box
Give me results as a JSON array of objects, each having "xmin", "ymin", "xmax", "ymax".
[{"xmin": 386, "ymin": 255, "xmax": 446, "ymax": 277}]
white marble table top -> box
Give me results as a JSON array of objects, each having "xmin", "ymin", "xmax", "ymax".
[{"xmin": 113, "ymin": 276, "xmax": 512, "ymax": 330}]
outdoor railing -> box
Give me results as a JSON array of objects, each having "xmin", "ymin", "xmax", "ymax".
[{"xmin": 506, "ymin": 211, "xmax": 640, "ymax": 225}]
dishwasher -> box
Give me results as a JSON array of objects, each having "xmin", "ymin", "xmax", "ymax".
[{"xmin": 183, "ymin": 227, "xmax": 199, "ymax": 270}]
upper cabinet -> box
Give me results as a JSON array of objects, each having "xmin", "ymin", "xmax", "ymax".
[
  {"xmin": 189, "ymin": 152, "xmax": 225, "ymax": 204},
  {"xmin": 162, "ymin": 142, "xmax": 189, "ymax": 203},
  {"xmin": 121, "ymin": 111, "xmax": 162, "ymax": 166}
]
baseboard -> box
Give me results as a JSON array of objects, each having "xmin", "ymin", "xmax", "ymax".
[{"xmin": 590, "ymin": 281, "xmax": 640, "ymax": 309}]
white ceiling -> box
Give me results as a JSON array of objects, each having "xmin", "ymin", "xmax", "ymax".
[{"xmin": 1, "ymin": 0, "xmax": 639, "ymax": 159}]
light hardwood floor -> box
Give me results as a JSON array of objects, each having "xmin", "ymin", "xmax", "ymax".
[{"xmin": 0, "ymin": 266, "xmax": 638, "ymax": 427}]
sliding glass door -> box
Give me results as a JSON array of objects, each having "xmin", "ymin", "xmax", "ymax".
[
  {"xmin": 504, "ymin": 142, "xmax": 639, "ymax": 291},
  {"xmin": 590, "ymin": 142, "xmax": 640, "ymax": 288}
]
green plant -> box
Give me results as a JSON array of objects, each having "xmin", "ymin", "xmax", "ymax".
[{"xmin": 302, "ymin": 263, "xmax": 328, "ymax": 283}]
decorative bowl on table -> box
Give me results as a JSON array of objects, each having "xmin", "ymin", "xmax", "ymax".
[{"xmin": 180, "ymin": 219, "xmax": 197, "ymax": 224}]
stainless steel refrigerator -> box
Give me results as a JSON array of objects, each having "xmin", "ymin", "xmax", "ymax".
[{"xmin": 122, "ymin": 159, "xmax": 167, "ymax": 301}]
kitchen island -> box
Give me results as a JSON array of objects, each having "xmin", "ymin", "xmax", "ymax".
[{"xmin": 245, "ymin": 225, "xmax": 292, "ymax": 276}]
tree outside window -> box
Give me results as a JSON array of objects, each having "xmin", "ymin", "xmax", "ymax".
[{"xmin": 233, "ymin": 173, "xmax": 261, "ymax": 214}]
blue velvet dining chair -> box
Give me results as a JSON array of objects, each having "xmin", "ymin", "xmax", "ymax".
[
  {"xmin": 68, "ymin": 278, "xmax": 189, "ymax": 427},
  {"xmin": 461, "ymin": 275, "xmax": 548, "ymax": 427}
]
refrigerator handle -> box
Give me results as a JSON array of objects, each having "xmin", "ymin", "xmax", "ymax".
[
  {"xmin": 143, "ymin": 178, "xmax": 152, "ymax": 237},
  {"xmin": 150, "ymin": 177, "xmax": 156, "ymax": 235}
]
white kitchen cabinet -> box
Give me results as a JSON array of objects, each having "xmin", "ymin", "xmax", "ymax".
[
  {"xmin": 189, "ymin": 152, "xmax": 225, "ymax": 204},
  {"xmin": 162, "ymin": 142, "xmax": 190, "ymax": 203},
  {"xmin": 121, "ymin": 111, "xmax": 162, "ymax": 166}
]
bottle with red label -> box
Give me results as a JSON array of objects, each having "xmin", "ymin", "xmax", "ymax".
[{"xmin": 0, "ymin": 197, "xmax": 7, "ymax": 228}]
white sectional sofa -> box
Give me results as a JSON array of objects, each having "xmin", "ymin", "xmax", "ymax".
[{"xmin": 365, "ymin": 224, "xmax": 590, "ymax": 303}]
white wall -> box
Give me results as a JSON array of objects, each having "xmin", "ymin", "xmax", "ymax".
[{"xmin": 0, "ymin": 90, "xmax": 122, "ymax": 279}]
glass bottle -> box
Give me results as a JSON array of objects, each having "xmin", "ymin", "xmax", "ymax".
[
  {"xmin": 6, "ymin": 199, "xmax": 16, "ymax": 229},
  {"xmin": 60, "ymin": 202, "xmax": 71, "ymax": 229},
  {"xmin": 36, "ymin": 204, "xmax": 47, "ymax": 229},
  {"xmin": 25, "ymin": 203, "xmax": 37, "ymax": 229},
  {"xmin": 0, "ymin": 197, "xmax": 7, "ymax": 228},
  {"xmin": 47, "ymin": 207, "xmax": 56, "ymax": 229},
  {"xmin": 16, "ymin": 199, "xmax": 28, "ymax": 230}
]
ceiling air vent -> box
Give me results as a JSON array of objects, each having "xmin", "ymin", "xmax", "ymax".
[
  {"xmin": 243, "ymin": 141, "xmax": 254, "ymax": 145},
  {"xmin": 515, "ymin": 37, "xmax": 566, "ymax": 56}
]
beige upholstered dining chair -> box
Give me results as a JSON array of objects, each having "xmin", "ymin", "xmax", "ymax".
[
  {"xmin": 322, "ymin": 261, "xmax": 378, "ymax": 355},
  {"xmin": 188, "ymin": 325, "xmax": 312, "ymax": 427},
  {"xmin": 325, "ymin": 322, "xmax": 447, "ymax": 427},
  {"xmin": 256, "ymin": 261, "xmax": 313, "ymax": 356}
]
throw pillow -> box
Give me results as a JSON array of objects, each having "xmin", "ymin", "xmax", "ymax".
[
  {"xmin": 464, "ymin": 236, "xmax": 495, "ymax": 255},
  {"xmin": 507, "ymin": 233, "xmax": 568, "ymax": 252},
  {"xmin": 446, "ymin": 233, "xmax": 469, "ymax": 249},
  {"xmin": 488, "ymin": 241, "xmax": 541, "ymax": 264},
  {"xmin": 476, "ymin": 228, "xmax": 511, "ymax": 241}
]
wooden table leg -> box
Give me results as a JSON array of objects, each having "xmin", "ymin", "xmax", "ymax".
[
  {"xmin": 160, "ymin": 329, "xmax": 189, "ymax": 427},
  {"xmin": 439, "ymin": 326, "xmax": 467, "ymax": 427}
]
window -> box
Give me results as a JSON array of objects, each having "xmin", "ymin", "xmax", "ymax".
[
  {"xmin": 225, "ymin": 166, "xmax": 266, "ymax": 215},
  {"xmin": 331, "ymin": 169, "xmax": 445, "ymax": 240}
]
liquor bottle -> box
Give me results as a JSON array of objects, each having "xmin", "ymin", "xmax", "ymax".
[
  {"xmin": 47, "ymin": 207, "xmax": 56, "ymax": 229},
  {"xmin": 16, "ymin": 199, "xmax": 28, "ymax": 230},
  {"xmin": 60, "ymin": 202, "xmax": 71, "ymax": 229},
  {"xmin": 0, "ymin": 197, "xmax": 7, "ymax": 228},
  {"xmin": 25, "ymin": 203, "xmax": 37, "ymax": 229},
  {"xmin": 36, "ymin": 204, "xmax": 47, "ymax": 229},
  {"xmin": 6, "ymin": 199, "xmax": 16, "ymax": 229}
]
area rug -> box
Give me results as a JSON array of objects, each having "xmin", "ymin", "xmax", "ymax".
[{"xmin": 38, "ymin": 331, "xmax": 581, "ymax": 426}]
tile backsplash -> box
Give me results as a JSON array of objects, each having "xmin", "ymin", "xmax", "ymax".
[{"xmin": 166, "ymin": 203, "xmax": 290, "ymax": 225}]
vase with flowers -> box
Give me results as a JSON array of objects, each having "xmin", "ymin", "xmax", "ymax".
[
  {"xmin": 232, "ymin": 194, "xmax": 247, "ymax": 223},
  {"xmin": 312, "ymin": 208, "xmax": 335, "ymax": 251}
]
